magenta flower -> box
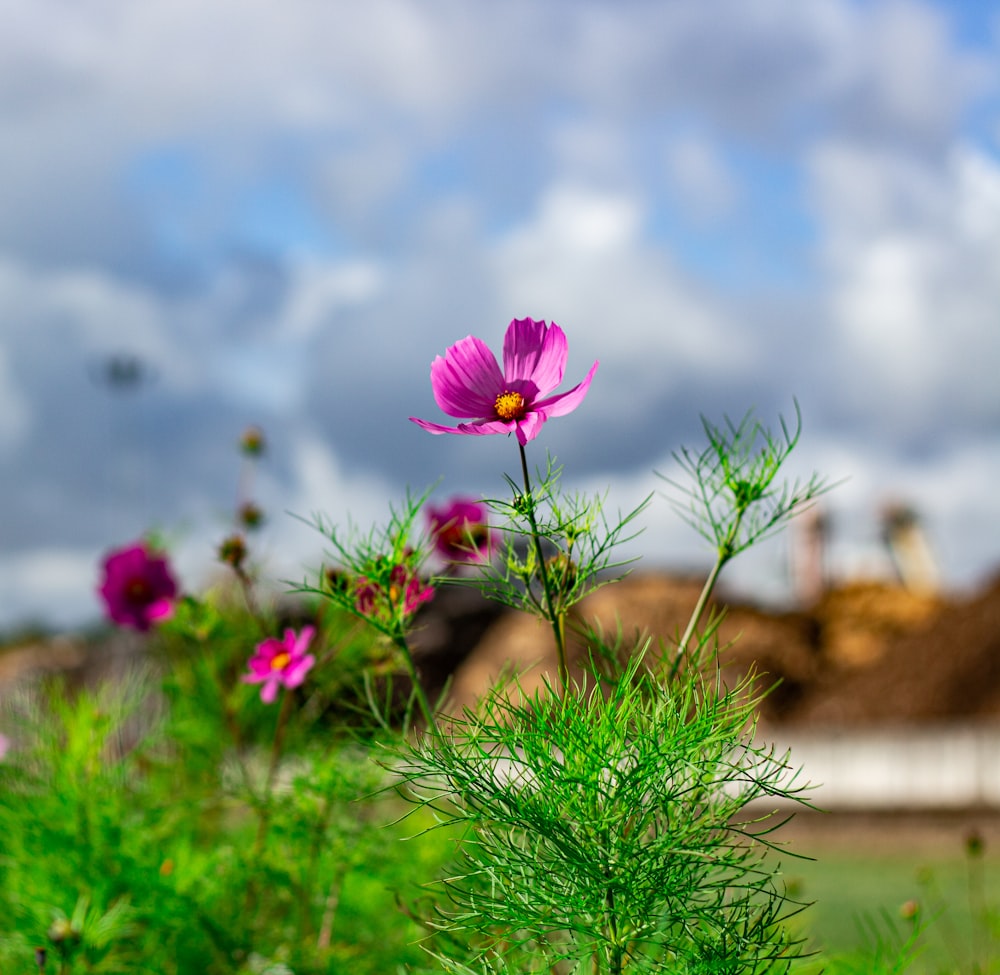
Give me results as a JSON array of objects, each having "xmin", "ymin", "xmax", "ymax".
[
  {"xmin": 98, "ymin": 542, "xmax": 179, "ymax": 632},
  {"xmin": 409, "ymin": 317, "xmax": 598, "ymax": 446},
  {"xmin": 354, "ymin": 564, "xmax": 433, "ymax": 623},
  {"xmin": 427, "ymin": 498, "xmax": 494, "ymax": 563},
  {"xmin": 243, "ymin": 626, "xmax": 316, "ymax": 704}
]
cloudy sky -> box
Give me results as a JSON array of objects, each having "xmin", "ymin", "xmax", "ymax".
[{"xmin": 2, "ymin": 0, "xmax": 999, "ymax": 629}]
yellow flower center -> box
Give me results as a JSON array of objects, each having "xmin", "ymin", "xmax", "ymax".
[
  {"xmin": 494, "ymin": 390, "xmax": 526, "ymax": 421},
  {"xmin": 270, "ymin": 651, "xmax": 291, "ymax": 671}
]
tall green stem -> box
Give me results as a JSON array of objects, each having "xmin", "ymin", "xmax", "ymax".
[
  {"xmin": 245, "ymin": 686, "xmax": 296, "ymax": 918},
  {"xmin": 674, "ymin": 507, "xmax": 745, "ymax": 662},
  {"xmin": 392, "ymin": 634, "xmax": 439, "ymax": 735},
  {"xmin": 518, "ymin": 442, "xmax": 569, "ymax": 693},
  {"xmin": 254, "ymin": 686, "xmax": 296, "ymax": 857},
  {"xmin": 605, "ymin": 886, "xmax": 624, "ymax": 975}
]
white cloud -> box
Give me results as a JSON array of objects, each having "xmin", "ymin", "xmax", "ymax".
[
  {"xmin": 810, "ymin": 142, "xmax": 1000, "ymax": 432},
  {"xmin": 663, "ymin": 135, "xmax": 739, "ymax": 224},
  {"xmin": 250, "ymin": 431, "xmax": 405, "ymax": 584},
  {"xmin": 281, "ymin": 259, "xmax": 384, "ymax": 339},
  {"xmin": 491, "ymin": 183, "xmax": 751, "ymax": 384},
  {"xmin": 0, "ymin": 548, "xmax": 102, "ymax": 629}
]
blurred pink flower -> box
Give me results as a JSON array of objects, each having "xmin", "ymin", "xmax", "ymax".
[
  {"xmin": 243, "ymin": 626, "xmax": 316, "ymax": 704},
  {"xmin": 0, "ymin": 733, "xmax": 9, "ymax": 761},
  {"xmin": 98, "ymin": 542, "xmax": 178, "ymax": 632},
  {"xmin": 427, "ymin": 498, "xmax": 494, "ymax": 562},
  {"xmin": 410, "ymin": 317, "xmax": 598, "ymax": 446},
  {"xmin": 355, "ymin": 564, "xmax": 433, "ymax": 623}
]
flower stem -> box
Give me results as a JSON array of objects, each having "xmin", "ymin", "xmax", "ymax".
[
  {"xmin": 392, "ymin": 633, "xmax": 439, "ymax": 735},
  {"xmin": 518, "ymin": 442, "xmax": 569, "ymax": 693},
  {"xmin": 244, "ymin": 687, "xmax": 296, "ymax": 919},
  {"xmin": 674, "ymin": 507, "xmax": 744, "ymax": 662},
  {"xmin": 255, "ymin": 688, "xmax": 295, "ymax": 849},
  {"xmin": 605, "ymin": 886, "xmax": 624, "ymax": 975}
]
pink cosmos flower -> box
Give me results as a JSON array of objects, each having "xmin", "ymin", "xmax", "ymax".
[
  {"xmin": 409, "ymin": 317, "xmax": 599, "ymax": 446},
  {"xmin": 426, "ymin": 498, "xmax": 494, "ymax": 563},
  {"xmin": 354, "ymin": 564, "xmax": 433, "ymax": 623},
  {"xmin": 243, "ymin": 626, "xmax": 316, "ymax": 704},
  {"xmin": 98, "ymin": 542, "xmax": 179, "ymax": 632}
]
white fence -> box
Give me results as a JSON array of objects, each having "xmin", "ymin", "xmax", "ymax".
[{"xmin": 765, "ymin": 726, "xmax": 1000, "ymax": 810}]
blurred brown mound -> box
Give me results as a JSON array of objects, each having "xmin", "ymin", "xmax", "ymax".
[
  {"xmin": 444, "ymin": 570, "xmax": 1000, "ymax": 726},
  {"xmin": 797, "ymin": 572, "xmax": 1000, "ymax": 725}
]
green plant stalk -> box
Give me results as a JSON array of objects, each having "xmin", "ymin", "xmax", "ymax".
[
  {"xmin": 518, "ymin": 441, "xmax": 569, "ymax": 693},
  {"xmin": 392, "ymin": 633, "xmax": 439, "ymax": 735},
  {"xmin": 255, "ymin": 685, "xmax": 297, "ymax": 855},
  {"xmin": 605, "ymin": 885, "xmax": 624, "ymax": 975},
  {"xmin": 966, "ymin": 841, "xmax": 987, "ymax": 975},
  {"xmin": 300, "ymin": 790, "xmax": 337, "ymax": 943},
  {"xmin": 674, "ymin": 504, "xmax": 745, "ymax": 661},
  {"xmin": 245, "ymin": 685, "xmax": 298, "ymax": 920}
]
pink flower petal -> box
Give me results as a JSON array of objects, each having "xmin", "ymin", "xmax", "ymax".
[
  {"xmin": 430, "ymin": 336, "xmax": 504, "ymax": 418},
  {"xmin": 146, "ymin": 599, "xmax": 175, "ymax": 623},
  {"xmin": 409, "ymin": 417, "xmax": 465, "ymax": 436},
  {"xmin": 410, "ymin": 417, "xmax": 516, "ymax": 437},
  {"xmin": 503, "ymin": 318, "xmax": 567, "ymax": 397},
  {"xmin": 283, "ymin": 654, "xmax": 315, "ymax": 688},
  {"xmin": 457, "ymin": 418, "xmax": 518, "ymax": 436},
  {"xmin": 533, "ymin": 360, "xmax": 599, "ymax": 418},
  {"xmin": 291, "ymin": 626, "xmax": 315, "ymax": 656},
  {"xmin": 260, "ymin": 679, "xmax": 280, "ymax": 704},
  {"xmin": 514, "ymin": 411, "xmax": 547, "ymax": 445}
]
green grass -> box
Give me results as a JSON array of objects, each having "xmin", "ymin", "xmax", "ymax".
[{"xmin": 778, "ymin": 816, "xmax": 1000, "ymax": 974}]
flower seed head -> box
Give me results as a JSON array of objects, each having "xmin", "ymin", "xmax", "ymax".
[
  {"xmin": 218, "ymin": 534, "xmax": 247, "ymax": 570},
  {"xmin": 238, "ymin": 501, "xmax": 264, "ymax": 529},
  {"xmin": 239, "ymin": 426, "xmax": 266, "ymax": 456}
]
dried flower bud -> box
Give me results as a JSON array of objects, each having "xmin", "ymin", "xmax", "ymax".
[
  {"xmin": 899, "ymin": 899, "xmax": 920, "ymax": 921},
  {"xmin": 325, "ymin": 566, "xmax": 350, "ymax": 593},
  {"xmin": 238, "ymin": 501, "xmax": 264, "ymax": 530},
  {"xmin": 218, "ymin": 534, "xmax": 247, "ymax": 570},
  {"xmin": 545, "ymin": 552, "xmax": 578, "ymax": 594},
  {"xmin": 239, "ymin": 426, "xmax": 266, "ymax": 457},
  {"xmin": 965, "ymin": 828, "xmax": 985, "ymax": 858}
]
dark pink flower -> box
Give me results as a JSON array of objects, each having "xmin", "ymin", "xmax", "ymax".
[
  {"xmin": 354, "ymin": 564, "xmax": 433, "ymax": 623},
  {"xmin": 427, "ymin": 498, "xmax": 494, "ymax": 562},
  {"xmin": 409, "ymin": 317, "xmax": 598, "ymax": 446},
  {"xmin": 243, "ymin": 626, "xmax": 316, "ymax": 704},
  {"xmin": 98, "ymin": 542, "xmax": 178, "ymax": 632}
]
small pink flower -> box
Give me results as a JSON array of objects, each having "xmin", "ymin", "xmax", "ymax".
[
  {"xmin": 243, "ymin": 626, "xmax": 316, "ymax": 704},
  {"xmin": 427, "ymin": 498, "xmax": 494, "ymax": 562},
  {"xmin": 354, "ymin": 565, "xmax": 433, "ymax": 623},
  {"xmin": 409, "ymin": 317, "xmax": 598, "ymax": 446},
  {"xmin": 98, "ymin": 542, "xmax": 178, "ymax": 632}
]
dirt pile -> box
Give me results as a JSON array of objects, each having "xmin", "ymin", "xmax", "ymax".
[
  {"xmin": 440, "ymin": 570, "xmax": 1000, "ymax": 726},
  {"xmin": 796, "ymin": 573, "xmax": 1000, "ymax": 725}
]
